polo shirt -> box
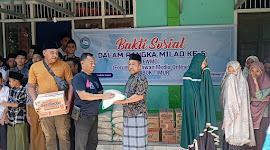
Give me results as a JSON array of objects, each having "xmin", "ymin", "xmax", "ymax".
[{"xmin": 28, "ymin": 60, "xmax": 73, "ymax": 94}]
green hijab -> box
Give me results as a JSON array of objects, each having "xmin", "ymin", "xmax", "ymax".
[
  {"xmin": 184, "ymin": 53, "xmax": 206, "ymax": 79},
  {"xmin": 181, "ymin": 54, "xmax": 219, "ymax": 149}
]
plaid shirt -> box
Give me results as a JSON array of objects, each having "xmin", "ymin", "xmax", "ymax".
[{"xmin": 8, "ymin": 85, "xmax": 27, "ymax": 127}]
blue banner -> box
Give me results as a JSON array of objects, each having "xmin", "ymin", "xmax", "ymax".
[{"xmin": 73, "ymin": 25, "xmax": 236, "ymax": 85}]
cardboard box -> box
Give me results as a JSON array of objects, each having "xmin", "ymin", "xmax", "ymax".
[
  {"xmin": 162, "ymin": 128, "xmax": 176, "ymax": 144},
  {"xmin": 34, "ymin": 91, "xmax": 67, "ymax": 118},
  {"xmin": 175, "ymin": 108, "xmax": 183, "ymax": 128},
  {"xmin": 176, "ymin": 128, "xmax": 181, "ymax": 144},
  {"xmin": 159, "ymin": 108, "xmax": 167, "ymax": 119},
  {"xmin": 160, "ymin": 108, "xmax": 174, "ymax": 128},
  {"xmin": 176, "ymin": 120, "xmax": 182, "ymax": 128},
  {"xmin": 160, "ymin": 122, "xmax": 174, "ymax": 128},
  {"xmin": 175, "ymin": 108, "xmax": 183, "ymax": 119},
  {"xmin": 148, "ymin": 128, "xmax": 160, "ymax": 142},
  {"xmin": 148, "ymin": 113, "xmax": 159, "ymax": 129},
  {"xmin": 160, "ymin": 108, "xmax": 174, "ymax": 120}
]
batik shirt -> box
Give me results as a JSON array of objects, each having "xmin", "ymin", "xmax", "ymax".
[
  {"xmin": 8, "ymin": 85, "xmax": 27, "ymax": 127},
  {"xmin": 123, "ymin": 71, "xmax": 148, "ymax": 118}
]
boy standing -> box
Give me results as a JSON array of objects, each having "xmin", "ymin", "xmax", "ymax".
[
  {"xmin": 0, "ymin": 58, "xmax": 7, "ymax": 84},
  {"xmin": 0, "ymin": 72, "xmax": 9, "ymax": 150},
  {"xmin": 1, "ymin": 71, "xmax": 28, "ymax": 150},
  {"xmin": 65, "ymin": 58, "xmax": 80, "ymax": 150},
  {"xmin": 10, "ymin": 50, "xmax": 29, "ymax": 86},
  {"xmin": 6, "ymin": 53, "xmax": 16, "ymax": 70},
  {"xmin": 59, "ymin": 33, "xmax": 70, "ymax": 56},
  {"xmin": 25, "ymin": 45, "xmax": 38, "ymax": 69},
  {"xmin": 63, "ymin": 39, "xmax": 80, "ymax": 61}
]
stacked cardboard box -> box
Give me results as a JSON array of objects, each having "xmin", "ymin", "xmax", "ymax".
[
  {"xmin": 148, "ymin": 113, "xmax": 160, "ymax": 142},
  {"xmin": 175, "ymin": 108, "xmax": 183, "ymax": 144},
  {"xmin": 148, "ymin": 113, "xmax": 159, "ymax": 129},
  {"xmin": 175, "ymin": 108, "xmax": 183, "ymax": 128},
  {"xmin": 162, "ymin": 128, "xmax": 176, "ymax": 144},
  {"xmin": 176, "ymin": 128, "xmax": 181, "ymax": 144},
  {"xmin": 160, "ymin": 108, "xmax": 174, "ymax": 128},
  {"xmin": 148, "ymin": 128, "xmax": 160, "ymax": 142},
  {"xmin": 160, "ymin": 108, "xmax": 176, "ymax": 144}
]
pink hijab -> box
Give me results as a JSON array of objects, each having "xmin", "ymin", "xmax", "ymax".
[
  {"xmin": 248, "ymin": 62, "xmax": 270, "ymax": 97},
  {"xmin": 247, "ymin": 62, "xmax": 270, "ymax": 129}
]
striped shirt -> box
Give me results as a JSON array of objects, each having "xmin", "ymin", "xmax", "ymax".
[{"xmin": 8, "ymin": 85, "xmax": 27, "ymax": 127}]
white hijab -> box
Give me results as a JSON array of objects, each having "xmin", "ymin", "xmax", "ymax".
[
  {"xmin": 243, "ymin": 56, "xmax": 259, "ymax": 78},
  {"xmin": 221, "ymin": 61, "xmax": 256, "ymax": 146}
]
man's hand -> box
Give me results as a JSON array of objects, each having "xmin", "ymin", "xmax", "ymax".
[
  {"xmin": 65, "ymin": 100, "xmax": 71, "ymax": 113},
  {"xmin": 0, "ymin": 116, "xmax": 5, "ymax": 126},
  {"xmin": 102, "ymin": 92, "xmax": 115, "ymax": 100},
  {"xmin": 0, "ymin": 102, "xmax": 9, "ymax": 107},
  {"xmin": 114, "ymin": 100, "xmax": 125, "ymax": 104}
]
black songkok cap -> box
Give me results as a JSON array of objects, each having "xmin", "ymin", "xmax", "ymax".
[
  {"xmin": 33, "ymin": 49, "xmax": 43, "ymax": 58},
  {"xmin": 9, "ymin": 71, "xmax": 24, "ymax": 81},
  {"xmin": 16, "ymin": 50, "xmax": 27, "ymax": 58},
  {"xmin": 30, "ymin": 45, "xmax": 38, "ymax": 50},
  {"xmin": 67, "ymin": 39, "xmax": 76, "ymax": 47},
  {"xmin": 41, "ymin": 42, "xmax": 58, "ymax": 50},
  {"xmin": 129, "ymin": 53, "xmax": 141, "ymax": 62}
]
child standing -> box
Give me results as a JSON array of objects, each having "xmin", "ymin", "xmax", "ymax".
[
  {"xmin": 10, "ymin": 50, "xmax": 29, "ymax": 86},
  {"xmin": 63, "ymin": 39, "xmax": 80, "ymax": 61},
  {"xmin": 1, "ymin": 71, "xmax": 28, "ymax": 150},
  {"xmin": 0, "ymin": 72, "xmax": 9, "ymax": 150}
]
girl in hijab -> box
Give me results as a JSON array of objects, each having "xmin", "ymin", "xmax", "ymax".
[
  {"xmin": 264, "ymin": 58, "xmax": 270, "ymax": 77},
  {"xmin": 243, "ymin": 56, "xmax": 259, "ymax": 78},
  {"xmin": 246, "ymin": 62, "xmax": 270, "ymax": 150},
  {"xmin": 220, "ymin": 61, "xmax": 256, "ymax": 150},
  {"xmin": 181, "ymin": 53, "xmax": 219, "ymax": 150}
]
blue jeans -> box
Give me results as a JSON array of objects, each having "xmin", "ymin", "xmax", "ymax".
[{"xmin": 75, "ymin": 115, "xmax": 98, "ymax": 150}]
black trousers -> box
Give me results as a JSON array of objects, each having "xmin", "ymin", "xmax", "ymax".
[
  {"xmin": 75, "ymin": 115, "xmax": 98, "ymax": 150},
  {"xmin": 0, "ymin": 124, "xmax": 7, "ymax": 149}
]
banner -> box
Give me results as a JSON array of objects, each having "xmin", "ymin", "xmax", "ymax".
[{"xmin": 73, "ymin": 25, "xmax": 236, "ymax": 85}]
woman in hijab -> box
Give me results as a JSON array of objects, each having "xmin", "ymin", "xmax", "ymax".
[
  {"xmin": 247, "ymin": 62, "xmax": 270, "ymax": 150},
  {"xmin": 220, "ymin": 61, "xmax": 256, "ymax": 150},
  {"xmin": 243, "ymin": 56, "xmax": 259, "ymax": 78},
  {"xmin": 181, "ymin": 53, "xmax": 219, "ymax": 150},
  {"xmin": 264, "ymin": 58, "xmax": 270, "ymax": 77}
]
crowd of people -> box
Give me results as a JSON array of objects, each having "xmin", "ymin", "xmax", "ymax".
[
  {"xmin": 0, "ymin": 32, "xmax": 148, "ymax": 150},
  {"xmin": 181, "ymin": 54, "xmax": 270, "ymax": 150},
  {"xmin": 0, "ymin": 32, "xmax": 270, "ymax": 150}
]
